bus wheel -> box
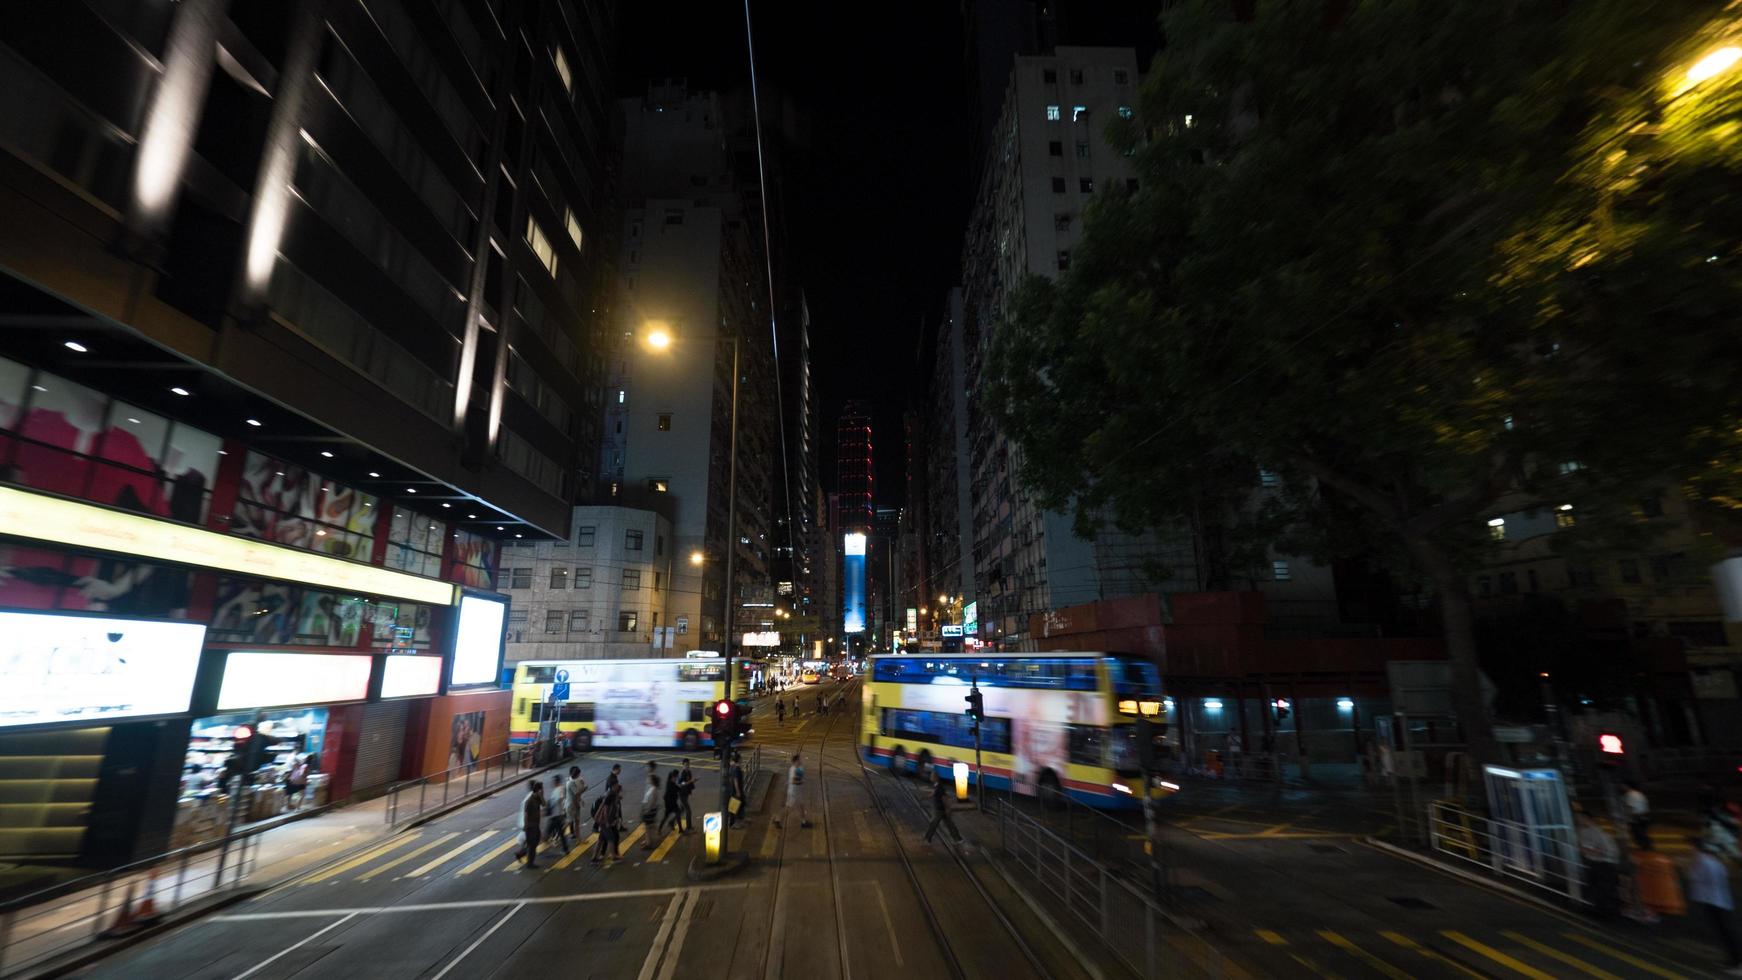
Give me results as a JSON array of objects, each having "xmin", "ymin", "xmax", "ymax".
[
  {"xmin": 573, "ymin": 730, "xmax": 593, "ymax": 752},
  {"xmin": 1039, "ymin": 769, "xmax": 1065, "ymax": 810},
  {"xmin": 891, "ymin": 745, "xmax": 906, "ymax": 774},
  {"xmin": 915, "ymin": 749, "xmax": 933, "ymax": 780},
  {"xmin": 682, "ymin": 730, "xmax": 700, "ymax": 751}
]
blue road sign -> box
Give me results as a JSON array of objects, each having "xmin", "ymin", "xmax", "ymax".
[{"xmin": 552, "ymin": 682, "xmax": 570, "ymax": 700}]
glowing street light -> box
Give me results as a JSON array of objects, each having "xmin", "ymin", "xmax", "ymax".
[
  {"xmin": 1687, "ymin": 45, "xmax": 1742, "ymax": 87},
  {"xmin": 644, "ymin": 322, "xmax": 673, "ymax": 350},
  {"xmin": 690, "ymin": 550, "xmax": 705, "ymax": 566}
]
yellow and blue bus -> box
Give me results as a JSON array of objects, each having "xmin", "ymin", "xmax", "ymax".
[
  {"xmin": 860, "ymin": 652, "xmax": 1171, "ymax": 809},
  {"xmin": 510, "ymin": 658, "xmax": 743, "ymax": 751}
]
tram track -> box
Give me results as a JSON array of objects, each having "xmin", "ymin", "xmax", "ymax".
[{"xmin": 756, "ymin": 677, "xmax": 1056, "ymax": 980}]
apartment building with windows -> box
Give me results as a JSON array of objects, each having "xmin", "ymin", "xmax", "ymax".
[{"xmin": 500, "ymin": 505, "xmax": 675, "ymax": 663}]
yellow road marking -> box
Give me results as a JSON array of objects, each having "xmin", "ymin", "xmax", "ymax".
[
  {"xmin": 1501, "ymin": 932, "xmax": 1623, "ymax": 980},
  {"xmin": 1287, "ymin": 952, "xmax": 1341, "ymax": 979},
  {"xmin": 1441, "ymin": 931, "xmax": 1555, "ymax": 980},
  {"xmin": 1380, "ymin": 931, "xmax": 1485, "ymax": 978},
  {"xmin": 1560, "ymin": 933, "xmax": 1689, "ymax": 980},
  {"xmin": 621, "ymin": 823, "xmax": 647, "ymax": 853},
  {"xmin": 1259, "ymin": 823, "xmax": 1293, "ymax": 837},
  {"xmin": 647, "ymin": 829, "xmax": 681, "ymax": 863},
  {"xmin": 759, "ymin": 820, "xmax": 781, "ymax": 859},
  {"xmin": 553, "ymin": 832, "xmax": 599, "ymax": 870},
  {"xmin": 360, "ymin": 832, "xmax": 457, "ymax": 881},
  {"xmin": 1319, "ymin": 931, "xmax": 1411, "ymax": 979},
  {"xmin": 302, "ymin": 834, "xmax": 420, "ymax": 885},
  {"xmin": 459, "ymin": 835, "xmax": 520, "ymax": 875},
  {"xmin": 1255, "ymin": 929, "xmax": 1288, "ymax": 945},
  {"xmin": 853, "ymin": 810, "xmax": 874, "ymax": 851},
  {"xmin": 407, "ymin": 830, "xmax": 493, "ymax": 878},
  {"xmin": 793, "ymin": 720, "xmax": 810, "ymax": 733}
]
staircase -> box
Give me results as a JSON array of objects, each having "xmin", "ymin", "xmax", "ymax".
[{"xmin": 0, "ymin": 727, "xmax": 108, "ymax": 859}]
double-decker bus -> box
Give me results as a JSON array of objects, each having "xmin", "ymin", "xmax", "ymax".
[
  {"xmin": 510, "ymin": 658, "xmax": 737, "ymax": 750},
  {"xmin": 860, "ymin": 652, "xmax": 1171, "ymax": 809}
]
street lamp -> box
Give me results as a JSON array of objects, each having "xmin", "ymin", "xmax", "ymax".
[
  {"xmin": 643, "ymin": 319, "xmax": 742, "ymax": 855},
  {"xmin": 1687, "ymin": 45, "xmax": 1742, "ymax": 87}
]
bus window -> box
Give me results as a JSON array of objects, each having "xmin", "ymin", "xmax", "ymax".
[
  {"xmin": 1067, "ymin": 724, "xmax": 1108, "ymax": 767},
  {"xmin": 1109, "ymin": 657, "xmax": 1162, "ymax": 695},
  {"xmin": 523, "ymin": 665, "xmax": 559, "ymax": 684},
  {"xmin": 882, "ymin": 708, "xmax": 1011, "ymax": 754},
  {"xmin": 688, "ymin": 701, "xmax": 706, "ymax": 722},
  {"xmin": 530, "ymin": 702, "xmax": 595, "ymax": 723}
]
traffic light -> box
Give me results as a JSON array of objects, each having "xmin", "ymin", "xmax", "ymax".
[
  {"xmin": 964, "ymin": 688, "xmax": 985, "ymax": 727},
  {"xmin": 227, "ymin": 724, "xmax": 264, "ymax": 787},
  {"xmin": 1598, "ymin": 733, "xmax": 1624, "ymax": 756},
  {"xmin": 711, "ymin": 699, "xmax": 736, "ymax": 754}
]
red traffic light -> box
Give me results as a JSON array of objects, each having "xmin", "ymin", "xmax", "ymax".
[
  {"xmin": 713, "ymin": 699, "xmax": 734, "ymax": 718},
  {"xmin": 234, "ymin": 725, "xmax": 253, "ymax": 741},
  {"xmin": 1598, "ymin": 733, "xmax": 1624, "ymax": 755}
]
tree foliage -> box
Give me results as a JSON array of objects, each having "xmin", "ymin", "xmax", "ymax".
[{"xmin": 986, "ymin": 0, "xmax": 1742, "ymax": 755}]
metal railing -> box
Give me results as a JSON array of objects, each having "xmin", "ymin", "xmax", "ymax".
[
  {"xmin": 996, "ymin": 799, "xmax": 1232, "ymax": 978},
  {"xmin": 0, "ymin": 822, "xmax": 262, "ymax": 977},
  {"xmin": 384, "ymin": 745, "xmax": 536, "ymax": 829},
  {"xmin": 1427, "ymin": 800, "xmax": 1586, "ymax": 904}
]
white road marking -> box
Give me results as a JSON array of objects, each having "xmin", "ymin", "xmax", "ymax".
[
  {"xmin": 637, "ymin": 889, "xmax": 689, "ymax": 980},
  {"xmin": 657, "ymin": 888, "xmax": 702, "ymax": 980},
  {"xmin": 871, "ymin": 880, "xmax": 905, "ymax": 968},
  {"xmin": 229, "ymin": 912, "xmax": 358, "ymax": 980},
  {"xmin": 211, "ymin": 884, "xmax": 744, "ymax": 921},
  {"xmin": 430, "ymin": 902, "xmax": 525, "ymax": 980}
]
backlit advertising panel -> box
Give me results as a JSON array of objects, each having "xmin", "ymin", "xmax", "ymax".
[
  {"xmin": 963, "ymin": 600, "xmax": 978, "ymax": 636},
  {"xmin": 217, "ymin": 651, "xmax": 373, "ymax": 710},
  {"xmin": 381, "ymin": 654, "xmax": 443, "ymax": 698},
  {"xmin": 450, "ymin": 594, "xmax": 508, "ymax": 687},
  {"xmin": 843, "ymin": 532, "xmax": 866, "ymax": 634},
  {"xmin": 0, "ymin": 611, "xmax": 205, "ymax": 728}
]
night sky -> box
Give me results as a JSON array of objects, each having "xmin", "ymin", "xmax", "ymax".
[{"xmin": 616, "ymin": 4, "xmax": 970, "ymax": 505}]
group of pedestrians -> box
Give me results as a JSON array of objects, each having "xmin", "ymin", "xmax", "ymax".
[
  {"xmin": 772, "ymin": 691, "xmax": 846, "ymax": 725},
  {"xmin": 513, "ymin": 759, "xmax": 699, "ymax": 869}
]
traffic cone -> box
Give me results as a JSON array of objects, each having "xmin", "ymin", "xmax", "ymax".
[
  {"xmin": 134, "ymin": 870, "xmax": 161, "ymax": 922},
  {"xmin": 100, "ymin": 882, "xmax": 138, "ymax": 937}
]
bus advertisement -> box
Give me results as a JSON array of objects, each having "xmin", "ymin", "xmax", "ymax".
[
  {"xmin": 510, "ymin": 658, "xmax": 733, "ymax": 750},
  {"xmin": 860, "ymin": 652, "xmax": 1171, "ymax": 809}
]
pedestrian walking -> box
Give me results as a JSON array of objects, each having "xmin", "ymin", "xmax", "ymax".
[
  {"xmin": 775, "ymin": 751, "xmax": 811, "ymax": 829},
  {"xmin": 608, "ymin": 764, "xmax": 627, "ymax": 832},
  {"xmin": 659, "ymin": 771, "xmax": 683, "ymax": 833},
  {"xmin": 776, "ymin": 698, "xmax": 786, "ymax": 725},
  {"xmin": 640, "ymin": 773, "xmax": 660, "ymax": 849},
  {"xmin": 1702, "ymin": 785, "xmax": 1742, "ymax": 860},
  {"xmin": 513, "ymin": 779, "xmax": 545, "ymax": 868},
  {"xmin": 283, "ymin": 755, "xmax": 310, "ymax": 810},
  {"xmin": 590, "ymin": 778, "xmax": 622, "ymax": 864},
  {"xmin": 1624, "ymin": 779, "xmax": 1653, "ymax": 851},
  {"xmin": 677, "ymin": 759, "xmax": 697, "ymax": 832},
  {"xmin": 1575, "ymin": 804, "xmax": 1620, "ymax": 917},
  {"xmin": 564, "ymin": 765, "xmax": 587, "ymax": 838},
  {"xmin": 923, "ymin": 765, "xmax": 964, "ymax": 845},
  {"xmin": 730, "ymin": 755, "xmax": 749, "ymax": 827},
  {"xmin": 1687, "ymin": 835, "xmax": 1742, "ymax": 973},
  {"xmin": 545, "ymin": 775, "xmax": 572, "ymax": 851}
]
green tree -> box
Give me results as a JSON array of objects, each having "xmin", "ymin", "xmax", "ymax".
[{"xmin": 986, "ymin": 0, "xmax": 1742, "ymax": 761}]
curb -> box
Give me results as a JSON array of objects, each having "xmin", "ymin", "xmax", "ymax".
[
  {"xmin": 18, "ymin": 885, "xmax": 266, "ymax": 980},
  {"xmin": 1361, "ymin": 836, "xmax": 1579, "ymax": 917}
]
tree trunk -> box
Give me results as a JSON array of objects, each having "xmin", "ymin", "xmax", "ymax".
[{"xmin": 1405, "ymin": 536, "xmax": 1502, "ymax": 771}]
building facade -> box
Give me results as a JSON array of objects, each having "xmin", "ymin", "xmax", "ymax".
[
  {"xmin": 611, "ymin": 82, "xmax": 778, "ymax": 653},
  {"xmin": 0, "ymin": 0, "xmax": 620, "ymax": 866},
  {"xmin": 499, "ymin": 505, "xmax": 676, "ymax": 663}
]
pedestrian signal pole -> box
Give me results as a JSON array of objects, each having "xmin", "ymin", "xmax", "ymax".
[{"xmin": 966, "ymin": 678, "xmax": 985, "ymax": 812}]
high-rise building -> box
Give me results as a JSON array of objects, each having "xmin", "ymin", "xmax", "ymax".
[
  {"xmin": 923, "ymin": 288, "xmax": 976, "ymax": 613},
  {"xmin": 611, "ymin": 82, "xmax": 778, "ymax": 653},
  {"xmin": 499, "ymin": 505, "xmax": 676, "ymax": 663},
  {"xmin": 0, "ymin": 1, "xmax": 615, "ymax": 863},
  {"xmin": 836, "ymin": 400, "xmax": 875, "ymax": 533}
]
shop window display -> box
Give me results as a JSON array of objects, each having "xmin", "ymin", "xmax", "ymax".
[
  {"xmin": 230, "ymin": 450, "xmax": 378, "ymax": 560},
  {"xmin": 177, "ymin": 708, "xmax": 329, "ymax": 847}
]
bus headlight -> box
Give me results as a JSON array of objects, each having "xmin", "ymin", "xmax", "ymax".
[{"xmin": 1112, "ymin": 782, "xmax": 1132, "ymax": 795}]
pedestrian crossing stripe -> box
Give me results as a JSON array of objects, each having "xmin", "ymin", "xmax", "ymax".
[
  {"xmin": 1559, "ymin": 933, "xmax": 1689, "ymax": 980},
  {"xmin": 647, "ymin": 829, "xmax": 680, "ymax": 863},
  {"xmin": 1441, "ymin": 930, "xmax": 1557, "ymax": 980},
  {"xmin": 758, "ymin": 821, "xmax": 780, "ymax": 860},
  {"xmin": 621, "ymin": 823, "xmax": 647, "ymax": 852},
  {"xmin": 359, "ymin": 832, "xmax": 456, "ymax": 882},
  {"xmin": 1254, "ymin": 930, "xmax": 1287, "ymax": 946},
  {"xmin": 1318, "ymin": 930, "xmax": 1411, "ymax": 980},
  {"xmin": 303, "ymin": 834, "xmax": 420, "ymax": 885},
  {"xmin": 1501, "ymin": 931, "xmax": 1623, "ymax": 980},
  {"xmin": 1378, "ymin": 931, "xmax": 1485, "ymax": 978},
  {"xmin": 459, "ymin": 836, "xmax": 519, "ymax": 875},
  {"xmin": 552, "ymin": 833, "xmax": 600, "ymax": 870},
  {"xmin": 409, "ymin": 831, "xmax": 495, "ymax": 878}
]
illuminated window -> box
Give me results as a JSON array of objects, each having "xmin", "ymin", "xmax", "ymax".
[
  {"xmin": 1272, "ymin": 560, "xmax": 1291, "ymax": 582},
  {"xmin": 648, "ymin": 478, "xmax": 669, "ymax": 493},
  {"xmin": 563, "ymin": 207, "xmax": 584, "ymax": 250},
  {"xmin": 1117, "ymin": 105, "xmax": 1133, "ymax": 119},
  {"xmin": 1072, "ymin": 105, "xmax": 1088, "ymax": 121},
  {"xmin": 1488, "ymin": 518, "xmax": 1506, "ymax": 541},
  {"xmin": 1045, "ymin": 105, "xmax": 1061, "ymax": 121},
  {"xmin": 1259, "ymin": 469, "xmax": 1279, "ymax": 487},
  {"xmin": 525, "ymin": 217, "xmax": 557, "ymax": 278},
  {"xmin": 552, "ymin": 47, "xmax": 572, "ymax": 95},
  {"xmin": 1556, "ymin": 505, "xmax": 1576, "ymax": 529},
  {"xmin": 618, "ymin": 610, "xmax": 639, "ymax": 632},
  {"xmin": 617, "ymin": 390, "xmax": 626, "ymax": 404}
]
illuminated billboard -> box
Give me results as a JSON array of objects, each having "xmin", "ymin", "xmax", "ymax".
[
  {"xmin": 381, "ymin": 654, "xmax": 443, "ymax": 698},
  {"xmin": 0, "ymin": 611, "xmax": 206, "ymax": 729},
  {"xmin": 963, "ymin": 600, "xmax": 978, "ymax": 636},
  {"xmin": 843, "ymin": 532, "xmax": 867, "ymax": 633},
  {"xmin": 450, "ymin": 594, "xmax": 508, "ymax": 687},
  {"xmin": 218, "ymin": 651, "xmax": 373, "ymax": 710}
]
